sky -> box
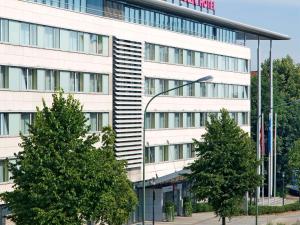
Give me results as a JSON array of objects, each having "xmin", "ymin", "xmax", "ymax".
[{"xmin": 215, "ymin": 0, "xmax": 300, "ymax": 68}]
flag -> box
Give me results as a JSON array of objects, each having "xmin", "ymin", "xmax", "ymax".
[{"xmin": 267, "ymin": 113, "xmax": 272, "ymax": 155}]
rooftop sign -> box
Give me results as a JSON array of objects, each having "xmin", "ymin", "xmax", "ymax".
[{"xmin": 181, "ymin": 0, "xmax": 216, "ymax": 11}]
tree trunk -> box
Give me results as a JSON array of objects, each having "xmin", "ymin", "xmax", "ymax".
[{"xmin": 222, "ymin": 217, "xmax": 226, "ymax": 225}]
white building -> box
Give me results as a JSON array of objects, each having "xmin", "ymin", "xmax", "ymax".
[{"xmin": 0, "ymin": 0, "xmax": 289, "ymax": 223}]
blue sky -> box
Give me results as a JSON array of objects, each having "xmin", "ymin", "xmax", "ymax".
[{"xmin": 216, "ymin": 0, "xmax": 300, "ymax": 68}]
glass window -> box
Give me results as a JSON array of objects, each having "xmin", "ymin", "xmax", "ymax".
[
  {"xmin": 89, "ymin": 112, "xmax": 107, "ymax": 132},
  {"xmin": 145, "ymin": 112, "xmax": 155, "ymax": 129},
  {"xmin": 70, "ymin": 72, "xmax": 84, "ymax": 92},
  {"xmin": 0, "ymin": 19, "xmax": 9, "ymax": 42},
  {"xmin": 20, "ymin": 23, "xmax": 30, "ymax": 45},
  {"xmin": 145, "ymin": 147, "xmax": 155, "ymax": 163},
  {"xmin": 45, "ymin": 70, "xmax": 60, "ymax": 91},
  {"xmin": 174, "ymin": 144, "xmax": 183, "ymax": 160},
  {"xmin": 0, "ymin": 66, "xmax": 9, "ymax": 89},
  {"xmin": 200, "ymin": 112, "xmax": 206, "ymax": 127},
  {"xmin": 159, "ymin": 145, "xmax": 169, "ymax": 162},
  {"xmin": 159, "ymin": 112, "xmax": 168, "ymax": 128},
  {"xmin": 186, "ymin": 112, "xmax": 195, "ymax": 127},
  {"xmin": 0, "ymin": 160, "xmax": 9, "ymax": 183},
  {"xmin": 21, "ymin": 113, "xmax": 34, "ymax": 135},
  {"xmin": 89, "ymin": 34, "xmax": 97, "ymax": 54},
  {"xmin": 90, "ymin": 74, "xmax": 104, "ymax": 93},
  {"xmin": 187, "ymin": 143, "xmax": 195, "ymax": 158},
  {"xmin": 0, "ymin": 113, "xmax": 9, "ymax": 136},
  {"xmin": 29, "ymin": 24, "xmax": 37, "ymax": 46},
  {"xmin": 242, "ymin": 112, "xmax": 249, "ymax": 125},
  {"xmin": 28, "ymin": 69, "xmax": 38, "ymax": 90}
]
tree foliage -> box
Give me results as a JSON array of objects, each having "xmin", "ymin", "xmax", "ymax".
[
  {"xmin": 288, "ymin": 139, "xmax": 300, "ymax": 190},
  {"xmin": 188, "ymin": 109, "xmax": 261, "ymax": 225},
  {"xmin": 1, "ymin": 92, "xmax": 137, "ymax": 225},
  {"xmin": 251, "ymin": 56, "xmax": 300, "ymax": 175}
]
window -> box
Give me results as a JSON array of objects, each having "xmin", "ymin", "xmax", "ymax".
[
  {"xmin": 0, "ymin": 66, "xmax": 8, "ymax": 89},
  {"xmin": 70, "ymin": 72, "xmax": 84, "ymax": 92},
  {"xmin": 20, "ymin": 23, "xmax": 30, "ymax": 45},
  {"xmin": 20, "ymin": 68, "xmax": 37, "ymax": 90},
  {"xmin": 145, "ymin": 78, "xmax": 155, "ymax": 95},
  {"xmin": 145, "ymin": 147, "xmax": 155, "ymax": 163},
  {"xmin": 200, "ymin": 83, "xmax": 207, "ymax": 97},
  {"xmin": 89, "ymin": 112, "xmax": 109, "ymax": 132},
  {"xmin": 21, "ymin": 113, "xmax": 34, "ymax": 135},
  {"xmin": 200, "ymin": 112, "xmax": 206, "ymax": 127},
  {"xmin": 174, "ymin": 80, "xmax": 183, "ymax": 96},
  {"xmin": 242, "ymin": 112, "xmax": 249, "ymax": 125},
  {"xmin": 159, "ymin": 79, "xmax": 169, "ymax": 95},
  {"xmin": 0, "ymin": 113, "xmax": 9, "ymax": 136},
  {"xmin": 174, "ymin": 112, "xmax": 183, "ymax": 128},
  {"xmin": 187, "ymin": 143, "xmax": 195, "ymax": 158},
  {"xmin": 159, "ymin": 112, "xmax": 168, "ymax": 128},
  {"xmin": 0, "ymin": 18, "xmax": 108, "ymax": 56},
  {"xmin": 145, "ymin": 113, "xmax": 155, "ymax": 129},
  {"xmin": 90, "ymin": 74, "xmax": 105, "ymax": 93},
  {"xmin": 0, "ymin": 19, "xmax": 9, "ymax": 42},
  {"xmin": 186, "ymin": 112, "xmax": 195, "ymax": 127},
  {"xmin": 174, "ymin": 144, "xmax": 183, "ymax": 160},
  {"xmin": 45, "ymin": 70, "xmax": 60, "ymax": 91},
  {"xmin": 159, "ymin": 145, "xmax": 169, "ymax": 162},
  {"xmin": 0, "ymin": 160, "xmax": 9, "ymax": 183},
  {"xmin": 89, "ymin": 34, "xmax": 97, "ymax": 54}
]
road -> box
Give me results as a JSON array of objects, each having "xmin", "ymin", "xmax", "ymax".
[{"xmin": 153, "ymin": 211, "xmax": 300, "ymax": 225}]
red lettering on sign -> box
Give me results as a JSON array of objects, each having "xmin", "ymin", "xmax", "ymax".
[{"xmin": 181, "ymin": 0, "xmax": 215, "ymax": 11}]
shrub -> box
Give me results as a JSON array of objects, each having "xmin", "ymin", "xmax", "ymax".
[
  {"xmin": 183, "ymin": 197, "xmax": 193, "ymax": 217},
  {"xmin": 193, "ymin": 203, "xmax": 213, "ymax": 213},
  {"xmin": 164, "ymin": 201, "xmax": 175, "ymax": 222},
  {"xmin": 248, "ymin": 202, "xmax": 300, "ymax": 215}
]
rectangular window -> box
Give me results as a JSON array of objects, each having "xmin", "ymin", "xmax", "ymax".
[
  {"xmin": 159, "ymin": 145, "xmax": 169, "ymax": 162},
  {"xmin": 27, "ymin": 69, "xmax": 38, "ymax": 90},
  {"xmin": 70, "ymin": 72, "xmax": 84, "ymax": 92},
  {"xmin": 174, "ymin": 144, "xmax": 183, "ymax": 160},
  {"xmin": 242, "ymin": 112, "xmax": 249, "ymax": 125},
  {"xmin": 0, "ymin": 66, "xmax": 9, "ymax": 89},
  {"xmin": 45, "ymin": 70, "xmax": 60, "ymax": 91},
  {"xmin": 145, "ymin": 147, "xmax": 155, "ymax": 163},
  {"xmin": 146, "ymin": 112, "xmax": 155, "ymax": 129},
  {"xmin": 29, "ymin": 24, "xmax": 37, "ymax": 46},
  {"xmin": 0, "ymin": 113, "xmax": 9, "ymax": 136},
  {"xmin": 200, "ymin": 112, "xmax": 206, "ymax": 127},
  {"xmin": 89, "ymin": 112, "xmax": 108, "ymax": 132},
  {"xmin": 186, "ymin": 112, "xmax": 195, "ymax": 127},
  {"xmin": 0, "ymin": 19, "xmax": 9, "ymax": 42},
  {"xmin": 187, "ymin": 143, "xmax": 195, "ymax": 158},
  {"xmin": 0, "ymin": 160, "xmax": 9, "ymax": 183},
  {"xmin": 174, "ymin": 113, "xmax": 183, "ymax": 128},
  {"xmin": 89, "ymin": 34, "xmax": 97, "ymax": 54},
  {"xmin": 21, "ymin": 113, "xmax": 34, "ymax": 135},
  {"xmin": 90, "ymin": 74, "xmax": 103, "ymax": 93},
  {"xmin": 20, "ymin": 23, "xmax": 30, "ymax": 45},
  {"xmin": 159, "ymin": 112, "xmax": 168, "ymax": 128}
]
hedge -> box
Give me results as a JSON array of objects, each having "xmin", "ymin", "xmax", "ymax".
[{"xmin": 193, "ymin": 202, "xmax": 300, "ymax": 215}]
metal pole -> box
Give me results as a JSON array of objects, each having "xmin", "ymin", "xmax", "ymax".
[
  {"xmin": 153, "ymin": 188, "xmax": 155, "ymax": 225},
  {"xmin": 270, "ymin": 40, "xmax": 274, "ymax": 199},
  {"xmin": 274, "ymin": 113, "xmax": 277, "ymax": 198},
  {"xmin": 256, "ymin": 36, "xmax": 261, "ymax": 202},
  {"xmin": 262, "ymin": 113, "xmax": 265, "ymax": 205},
  {"xmin": 142, "ymin": 76, "xmax": 213, "ymax": 225},
  {"xmin": 255, "ymin": 36, "xmax": 261, "ymax": 225},
  {"xmin": 282, "ymin": 172, "xmax": 285, "ymax": 206}
]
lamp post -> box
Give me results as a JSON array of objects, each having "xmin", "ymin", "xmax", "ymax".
[
  {"xmin": 142, "ymin": 75, "xmax": 213, "ymax": 225},
  {"xmin": 282, "ymin": 172, "xmax": 285, "ymax": 206},
  {"xmin": 150, "ymin": 178, "xmax": 156, "ymax": 225}
]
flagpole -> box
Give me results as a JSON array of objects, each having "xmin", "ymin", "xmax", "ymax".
[
  {"xmin": 274, "ymin": 113, "xmax": 277, "ymax": 198},
  {"xmin": 261, "ymin": 113, "xmax": 265, "ymax": 205}
]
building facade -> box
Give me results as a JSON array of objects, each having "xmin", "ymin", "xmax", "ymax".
[{"xmin": 0, "ymin": 0, "xmax": 289, "ymax": 224}]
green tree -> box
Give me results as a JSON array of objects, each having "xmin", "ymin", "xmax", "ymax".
[
  {"xmin": 288, "ymin": 139, "xmax": 300, "ymax": 202},
  {"xmin": 251, "ymin": 56, "xmax": 300, "ymax": 179},
  {"xmin": 188, "ymin": 109, "xmax": 261, "ymax": 225},
  {"xmin": 1, "ymin": 92, "xmax": 137, "ymax": 225}
]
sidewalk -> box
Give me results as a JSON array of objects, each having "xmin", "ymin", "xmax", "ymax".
[{"xmin": 152, "ymin": 211, "xmax": 300, "ymax": 225}]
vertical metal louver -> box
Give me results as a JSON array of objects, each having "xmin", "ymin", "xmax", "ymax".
[{"xmin": 113, "ymin": 37, "xmax": 143, "ymax": 169}]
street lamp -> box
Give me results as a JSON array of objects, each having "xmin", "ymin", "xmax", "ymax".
[
  {"xmin": 142, "ymin": 75, "xmax": 213, "ymax": 225},
  {"xmin": 282, "ymin": 172, "xmax": 285, "ymax": 206}
]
